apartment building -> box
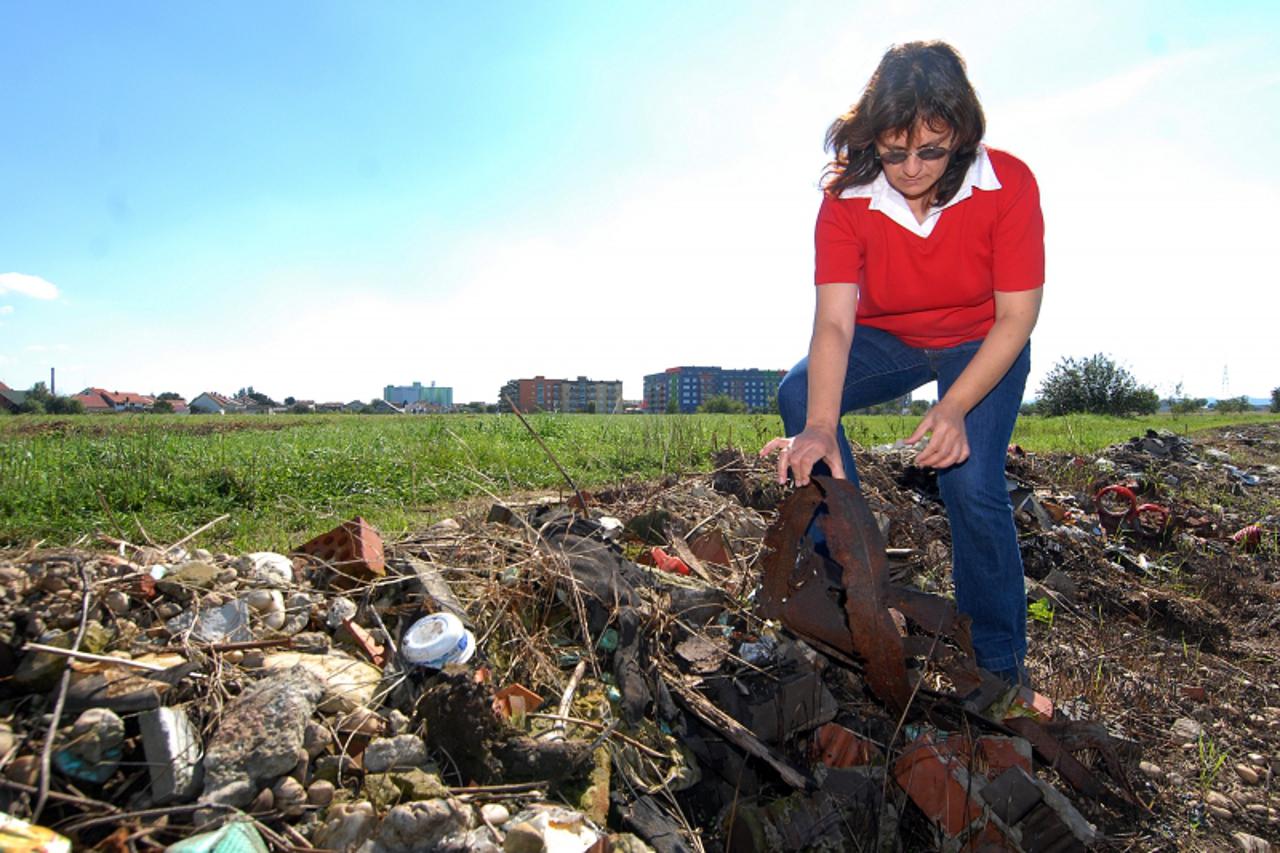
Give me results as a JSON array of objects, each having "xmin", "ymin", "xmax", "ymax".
[
  {"xmin": 499, "ymin": 375, "xmax": 622, "ymax": 413},
  {"xmin": 642, "ymin": 366, "xmax": 785, "ymax": 413}
]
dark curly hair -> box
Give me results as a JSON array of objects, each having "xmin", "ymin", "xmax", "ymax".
[{"xmin": 824, "ymin": 41, "xmax": 985, "ymax": 206}]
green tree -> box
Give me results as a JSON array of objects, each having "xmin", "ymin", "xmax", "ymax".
[
  {"xmin": 1036, "ymin": 354, "xmax": 1159, "ymax": 416},
  {"xmin": 1166, "ymin": 383, "xmax": 1207, "ymax": 414},
  {"xmin": 699, "ymin": 395, "xmax": 747, "ymax": 414},
  {"xmin": 665, "ymin": 398, "xmax": 680, "ymax": 414},
  {"xmin": 152, "ymin": 399, "xmax": 174, "ymax": 414},
  {"xmin": 156, "ymin": 391, "xmax": 182, "ymax": 401},
  {"xmin": 908, "ymin": 399, "xmax": 930, "ymax": 416},
  {"xmin": 1271, "ymin": 387, "xmax": 1280, "ymax": 413},
  {"xmin": 1212, "ymin": 395, "xmax": 1252, "ymax": 413}
]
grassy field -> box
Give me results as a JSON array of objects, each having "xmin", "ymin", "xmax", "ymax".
[{"xmin": 1, "ymin": 411, "xmax": 1277, "ymax": 552}]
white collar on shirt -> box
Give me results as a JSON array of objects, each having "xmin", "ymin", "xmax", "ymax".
[{"xmin": 838, "ymin": 145, "xmax": 1002, "ymax": 238}]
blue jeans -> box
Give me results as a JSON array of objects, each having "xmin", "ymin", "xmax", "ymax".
[{"xmin": 777, "ymin": 325, "xmax": 1031, "ymax": 676}]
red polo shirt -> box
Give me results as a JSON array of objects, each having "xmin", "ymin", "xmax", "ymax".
[{"xmin": 814, "ymin": 147, "xmax": 1044, "ymax": 348}]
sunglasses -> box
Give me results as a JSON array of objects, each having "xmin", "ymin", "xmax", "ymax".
[{"xmin": 876, "ymin": 146, "xmax": 950, "ymax": 165}]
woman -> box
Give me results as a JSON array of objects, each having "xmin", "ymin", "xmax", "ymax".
[{"xmin": 762, "ymin": 41, "xmax": 1044, "ymax": 686}]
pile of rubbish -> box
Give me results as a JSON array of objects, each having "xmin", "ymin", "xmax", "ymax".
[{"xmin": 0, "ymin": 426, "xmax": 1276, "ymax": 852}]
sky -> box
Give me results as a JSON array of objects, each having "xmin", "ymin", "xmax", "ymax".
[{"xmin": 2, "ymin": 0, "xmax": 1277, "ymax": 405}]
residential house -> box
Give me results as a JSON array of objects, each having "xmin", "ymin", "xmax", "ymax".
[
  {"xmin": 365, "ymin": 399, "xmax": 404, "ymax": 415},
  {"xmin": 71, "ymin": 389, "xmax": 114, "ymax": 413},
  {"xmin": 75, "ymin": 388, "xmax": 156, "ymax": 412},
  {"xmin": 190, "ymin": 392, "xmax": 246, "ymax": 415},
  {"xmin": 344, "ymin": 400, "xmax": 368, "ymax": 413},
  {"xmin": 316, "ymin": 402, "xmax": 345, "ymax": 413},
  {"xmin": 0, "ymin": 387, "xmax": 25, "ymax": 414}
]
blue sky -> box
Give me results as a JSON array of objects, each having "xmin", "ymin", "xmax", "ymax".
[{"xmin": 2, "ymin": 1, "xmax": 1277, "ymax": 404}]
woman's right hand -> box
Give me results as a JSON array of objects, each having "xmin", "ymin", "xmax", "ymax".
[{"xmin": 759, "ymin": 426, "xmax": 846, "ymax": 487}]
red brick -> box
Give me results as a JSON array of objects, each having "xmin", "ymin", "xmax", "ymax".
[
  {"xmin": 295, "ymin": 516, "xmax": 386, "ymax": 586},
  {"xmin": 977, "ymin": 735, "xmax": 1033, "ymax": 778},
  {"xmin": 894, "ymin": 743, "xmax": 987, "ymax": 837},
  {"xmin": 813, "ymin": 723, "xmax": 883, "ymax": 768},
  {"xmin": 934, "ymin": 734, "xmax": 1032, "ymax": 780}
]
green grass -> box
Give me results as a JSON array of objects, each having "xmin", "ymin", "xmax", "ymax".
[{"xmin": 1, "ymin": 411, "xmax": 1276, "ymax": 552}]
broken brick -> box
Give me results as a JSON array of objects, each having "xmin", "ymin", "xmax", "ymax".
[
  {"xmin": 894, "ymin": 741, "xmax": 988, "ymax": 838},
  {"xmin": 493, "ymin": 683, "xmax": 544, "ymax": 720},
  {"xmin": 812, "ymin": 722, "xmax": 882, "ymax": 768},
  {"xmin": 1005, "ymin": 686, "xmax": 1055, "ymax": 724}
]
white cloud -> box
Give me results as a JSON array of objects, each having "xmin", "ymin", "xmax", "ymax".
[
  {"xmin": 0, "ymin": 273, "xmax": 60, "ymax": 300},
  {"xmin": 24, "ymin": 343, "xmax": 71, "ymax": 354},
  {"xmin": 0, "ymin": 306, "xmax": 13, "ymax": 315}
]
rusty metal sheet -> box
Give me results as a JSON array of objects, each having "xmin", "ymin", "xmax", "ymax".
[{"xmin": 760, "ymin": 477, "xmax": 989, "ymax": 713}]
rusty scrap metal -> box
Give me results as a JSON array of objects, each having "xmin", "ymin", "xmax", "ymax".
[{"xmin": 759, "ymin": 476, "xmax": 981, "ymax": 713}]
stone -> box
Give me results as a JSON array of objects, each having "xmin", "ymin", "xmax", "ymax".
[
  {"xmin": 291, "ymin": 632, "xmax": 330, "ymax": 655},
  {"xmin": 609, "ymin": 834, "xmax": 658, "ymax": 853},
  {"xmin": 156, "ymin": 561, "xmax": 220, "ymax": 599},
  {"xmin": 234, "ymin": 552, "xmax": 294, "ymax": 588},
  {"xmin": 261, "ymin": 651, "xmax": 380, "ymax": 714},
  {"xmin": 250, "ymin": 786, "xmax": 274, "ymax": 813},
  {"xmin": 480, "ymin": 803, "xmax": 509, "ymax": 826},
  {"xmin": 363, "ymin": 769, "xmax": 449, "ymax": 810},
  {"xmin": 165, "ymin": 599, "xmax": 253, "ymax": 644},
  {"xmin": 364, "ymin": 734, "xmax": 429, "ymax": 773},
  {"xmin": 281, "ymin": 593, "xmax": 314, "ymax": 635},
  {"xmin": 15, "ymin": 626, "xmax": 110, "ymax": 690},
  {"xmin": 1171, "ymin": 717, "xmax": 1204, "ymax": 743},
  {"xmin": 0, "ymin": 722, "xmax": 15, "ymax": 758},
  {"xmin": 1236, "ymin": 763, "xmax": 1261, "ymax": 785},
  {"xmin": 307, "ymin": 779, "xmax": 335, "ymax": 807},
  {"xmin": 1206, "ymin": 790, "xmax": 1236, "ymax": 812},
  {"xmin": 273, "ymin": 776, "xmax": 307, "ymax": 818},
  {"xmin": 54, "ymin": 707, "xmax": 124, "ymax": 784},
  {"xmin": 104, "ymin": 590, "xmax": 131, "ymax": 616},
  {"xmin": 388, "ymin": 709, "xmax": 411, "ymax": 736},
  {"xmin": 1138, "ymin": 761, "xmax": 1165, "ymax": 782},
  {"xmin": 314, "ymin": 801, "xmax": 378, "ymax": 851},
  {"xmin": 1233, "ymin": 833, "xmax": 1272, "ymax": 853},
  {"xmin": 326, "ymin": 596, "xmax": 358, "ymax": 629},
  {"xmin": 1209, "ymin": 805, "xmax": 1233, "ymax": 820},
  {"xmin": 5, "ymin": 754, "xmax": 39, "ymax": 786},
  {"xmin": 202, "ymin": 665, "xmax": 324, "ymax": 807},
  {"xmin": 66, "ymin": 653, "xmax": 187, "ymax": 713},
  {"xmin": 502, "ymin": 806, "xmax": 601, "ymax": 853},
  {"xmin": 138, "ymin": 706, "xmax": 204, "ymax": 804},
  {"xmin": 376, "ymin": 798, "xmax": 476, "ymax": 852},
  {"xmin": 303, "ymin": 721, "xmax": 332, "ymax": 759}
]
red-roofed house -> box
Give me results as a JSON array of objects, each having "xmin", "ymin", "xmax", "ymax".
[
  {"xmin": 72, "ymin": 389, "xmax": 114, "ymax": 413},
  {"xmin": 77, "ymin": 388, "xmax": 155, "ymax": 412},
  {"xmin": 190, "ymin": 392, "xmax": 245, "ymax": 415}
]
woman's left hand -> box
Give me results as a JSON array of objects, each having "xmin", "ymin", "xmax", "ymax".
[{"xmin": 907, "ymin": 401, "xmax": 970, "ymax": 469}]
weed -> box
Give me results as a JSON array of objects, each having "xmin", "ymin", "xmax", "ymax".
[
  {"xmin": 1028, "ymin": 597, "xmax": 1055, "ymax": 627},
  {"xmin": 1196, "ymin": 735, "xmax": 1228, "ymax": 792}
]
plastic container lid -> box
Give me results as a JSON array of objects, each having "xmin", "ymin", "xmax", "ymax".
[{"xmin": 401, "ymin": 612, "xmax": 476, "ymax": 668}]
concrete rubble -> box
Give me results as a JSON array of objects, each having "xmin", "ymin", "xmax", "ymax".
[{"xmin": 0, "ymin": 425, "xmax": 1275, "ymax": 850}]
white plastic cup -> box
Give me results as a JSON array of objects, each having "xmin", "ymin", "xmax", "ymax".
[{"xmin": 401, "ymin": 612, "xmax": 476, "ymax": 668}]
